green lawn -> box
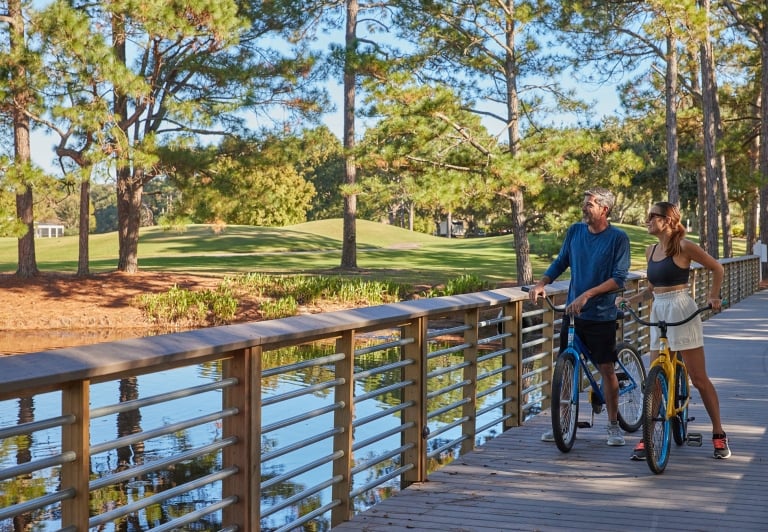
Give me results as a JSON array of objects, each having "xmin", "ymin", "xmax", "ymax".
[{"xmin": 0, "ymin": 219, "xmax": 747, "ymax": 286}]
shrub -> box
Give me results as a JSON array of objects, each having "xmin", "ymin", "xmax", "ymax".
[
  {"xmin": 260, "ymin": 297, "xmax": 299, "ymax": 320},
  {"xmin": 136, "ymin": 284, "xmax": 238, "ymax": 326}
]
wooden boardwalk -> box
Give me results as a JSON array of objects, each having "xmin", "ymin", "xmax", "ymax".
[{"xmin": 334, "ymin": 288, "xmax": 768, "ymax": 532}]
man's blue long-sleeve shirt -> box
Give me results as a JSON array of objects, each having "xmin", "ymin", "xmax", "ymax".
[{"xmin": 543, "ymin": 222, "xmax": 630, "ymax": 322}]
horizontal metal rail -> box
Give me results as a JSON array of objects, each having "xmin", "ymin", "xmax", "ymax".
[
  {"xmin": 90, "ymin": 437, "xmax": 237, "ymax": 490},
  {"xmin": 0, "ymin": 488, "xmax": 75, "ymax": 521},
  {"xmin": 262, "ymin": 352, "xmax": 347, "ymax": 378},
  {"xmin": 90, "ymin": 378, "xmax": 238, "ymax": 418},
  {"xmin": 89, "ymin": 468, "xmax": 238, "ymax": 526},
  {"xmin": 151, "ymin": 496, "xmax": 239, "ymax": 532},
  {"xmin": 90, "ymin": 408, "xmax": 238, "ymax": 455},
  {"xmin": 0, "ymin": 451, "xmax": 77, "ymax": 482},
  {"xmin": 261, "ymin": 427, "xmax": 345, "ymax": 463},
  {"xmin": 0, "ymin": 414, "xmax": 75, "ymax": 440}
]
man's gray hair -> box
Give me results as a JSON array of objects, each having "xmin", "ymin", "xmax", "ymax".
[{"xmin": 584, "ymin": 187, "xmax": 615, "ymax": 215}]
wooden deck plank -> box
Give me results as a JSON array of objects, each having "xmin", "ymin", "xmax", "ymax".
[{"xmin": 335, "ymin": 289, "xmax": 768, "ymax": 531}]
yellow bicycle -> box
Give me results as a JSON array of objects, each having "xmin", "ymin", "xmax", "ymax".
[{"xmin": 620, "ymin": 302, "xmax": 713, "ymax": 474}]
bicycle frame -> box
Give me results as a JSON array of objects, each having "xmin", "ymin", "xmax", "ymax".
[
  {"xmin": 620, "ymin": 301, "xmax": 713, "ymax": 473},
  {"xmin": 648, "ymin": 325, "xmax": 689, "ymax": 423},
  {"xmin": 527, "ymin": 288, "xmax": 646, "ymax": 453},
  {"xmin": 564, "ymin": 324, "xmax": 607, "ymax": 407},
  {"xmin": 562, "ymin": 317, "xmax": 641, "ymax": 415}
]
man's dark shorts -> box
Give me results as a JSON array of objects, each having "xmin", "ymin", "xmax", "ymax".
[{"xmin": 560, "ymin": 315, "xmax": 617, "ymax": 365}]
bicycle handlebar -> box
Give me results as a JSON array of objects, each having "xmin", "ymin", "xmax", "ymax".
[
  {"xmin": 521, "ymin": 285, "xmax": 567, "ymax": 313},
  {"xmin": 522, "ymin": 285, "xmax": 623, "ymax": 315},
  {"xmin": 619, "ymin": 301, "xmax": 713, "ymax": 328}
]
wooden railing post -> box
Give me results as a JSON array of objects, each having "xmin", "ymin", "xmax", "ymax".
[
  {"xmin": 331, "ymin": 331, "xmax": 355, "ymax": 527},
  {"xmin": 222, "ymin": 348, "xmax": 252, "ymax": 529},
  {"xmin": 460, "ymin": 309, "xmax": 479, "ymax": 455},
  {"xmin": 60, "ymin": 380, "xmax": 90, "ymax": 530},
  {"xmin": 401, "ymin": 317, "xmax": 427, "ymax": 487}
]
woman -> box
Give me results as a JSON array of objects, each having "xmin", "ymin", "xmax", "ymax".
[{"xmin": 617, "ymin": 201, "xmax": 731, "ymax": 460}]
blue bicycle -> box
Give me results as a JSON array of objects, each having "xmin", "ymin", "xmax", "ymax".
[{"xmin": 526, "ymin": 288, "xmax": 646, "ymax": 452}]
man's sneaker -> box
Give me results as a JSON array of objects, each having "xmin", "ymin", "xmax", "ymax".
[
  {"xmin": 606, "ymin": 423, "xmax": 625, "ymax": 446},
  {"xmin": 630, "ymin": 441, "xmax": 646, "ymax": 461},
  {"xmin": 713, "ymin": 434, "xmax": 732, "ymax": 459},
  {"xmin": 541, "ymin": 429, "xmax": 555, "ymax": 442}
]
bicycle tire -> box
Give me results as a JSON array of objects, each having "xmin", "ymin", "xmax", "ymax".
[
  {"xmin": 671, "ymin": 353, "xmax": 689, "ymax": 446},
  {"xmin": 643, "ymin": 365, "xmax": 671, "ymax": 474},
  {"xmin": 551, "ymin": 351, "xmax": 579, "ymax": 452},
  {"xmin": 615, "ymin": 342, "xmax": 646, "ymax": 433}
]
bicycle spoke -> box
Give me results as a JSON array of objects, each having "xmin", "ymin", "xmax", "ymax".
[{"xmin": 615, "ymin": 343, "xmax": 646, "ymax": 433}]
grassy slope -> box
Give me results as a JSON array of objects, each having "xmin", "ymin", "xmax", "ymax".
[{"xmin": 0, "ymin": 219, "xmax": 747, "ymax": 286}]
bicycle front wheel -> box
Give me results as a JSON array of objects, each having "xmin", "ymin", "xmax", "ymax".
[
  {"xmin": 551, "ymin": 351, "xmax": 579, "ymax": 453},
  {"xmin": 643, "ymin": 366, "xmax": 672, "ymax": 474},
  {"xmin": 615, "ymin": 342, "xmax": 646, "ymax": 433},
  {"xmin": 671, "ymin": 354, "xmax": 689, "ymax": 446}
]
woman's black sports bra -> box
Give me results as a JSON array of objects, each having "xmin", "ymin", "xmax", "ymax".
[{"xmin": 647, "ymin": 244, "xmax": 690, "ymax": 287}]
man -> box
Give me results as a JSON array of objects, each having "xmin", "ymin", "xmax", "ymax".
[{"xmin": 528, "ymin": 187, "xmax": 630, "ymax": 446}]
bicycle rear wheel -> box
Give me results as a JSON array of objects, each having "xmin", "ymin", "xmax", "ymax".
[
  {"xmin": 671, "ymin": 354, "xmax": 689, "ymax": 446},
  {"xmin": 615, "ymin": 342, "xmax": 646, "ymax": 433},
  {"xmin": 551, "ymin": 351, "xmax": 579, "ymax": 452},
  {"xmin": 643, "ymin": 366, "xmax": 671, "ymax": 474}
]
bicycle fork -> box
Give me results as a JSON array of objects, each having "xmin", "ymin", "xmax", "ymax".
[{"xmin": 650, "ymin": 353, "xmax": 702, "ymax": 447}]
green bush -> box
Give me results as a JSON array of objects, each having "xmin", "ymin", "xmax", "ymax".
[
  {"xmin": 424, "ymin": 273, "xmax": 490, "ymax": 297},
  {"xmin": 136, "ymin": 273, "xmax": 482, "ymax": 326},
  {"xmin": 136, "ymin": 284, "xmax": 238, "ymax": 326},
  {"xmin": 231, "ymin": 273, "xmax": 407, "ymax": 305},
  {"xmin": 260, "ymin": 296, "xmax": 299, "ymax": 320}
]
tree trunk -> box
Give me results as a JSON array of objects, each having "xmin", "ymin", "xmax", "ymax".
[
  {"xmin": 77, "ymin": 179, "xmax": 91, "ymax": 277},
  {"xmin": 10, "ymin": 0, "xmax": 38, "ymax": 278},
  {"xmin": 761, "ymin": 37, "xmax": 768, "ymax": 278},
  {"xmin": 697, "ymin": 163, "xmax": 707, "ymax": 245},
  {"xmin": 717, "ymin": 151, "xmax": 732, "ymax": 257},
  {"xmin": 665, "ymin": 33, "xmax": 680, "ymax": 205},
  {"xmin": 701, "ymin": 0, "xmax": 731, "ymax": 257},
  {"xmin": 699, "ymin": 6, "xmax": 719, "ymax": 258},
  {"xmin": 340, "ymin": 0, "xmax": 358, "ymax": 270},
  {"xmin": 117, "ymin": 167, "xmax": 142, "ymax": 273},
  {"xmin": 504, "ymin": 0, "xmax": 533, "ymax": 286},
  {"xmin": 15, "ymin": 187, "xmax": 37, "ymax": 278},
  {"xmin": 746, "ymin": 99, "xmax": 759, "ymax": 251},
  {"xmin": 510, "ymin": 191, "xmax": 532, "ymax": 284}
]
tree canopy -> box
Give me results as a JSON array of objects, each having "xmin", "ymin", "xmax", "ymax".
[{"xmin": 0, "ymin": 0, "xmax": 765, "ymax": 279}]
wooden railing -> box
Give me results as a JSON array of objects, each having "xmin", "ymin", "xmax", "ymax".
[{"xmin": 0, "ymin": 256, "xmax": 760, "ymax": 531}]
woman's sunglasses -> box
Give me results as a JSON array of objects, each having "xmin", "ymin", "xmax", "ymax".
[{"xmin": 646, "ymin": 212, "xmax": 666, "ymax": 222}]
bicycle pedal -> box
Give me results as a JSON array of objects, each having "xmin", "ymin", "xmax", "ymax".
[
  {"xmin": 687, "ymin": 433, "xmax": 703, "ymax": 447},
  {"xmin": 577, "ymin": 421, "xmax": 592, "ymax": 428}
]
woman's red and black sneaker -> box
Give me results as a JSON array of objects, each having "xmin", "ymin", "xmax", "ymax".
[{"xmin": 713, "ymin": 433, "xmax": 731, "ymax": 459}]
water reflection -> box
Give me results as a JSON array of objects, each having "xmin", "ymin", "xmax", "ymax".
[{"xmin": 0, "ymin": 328, "xmax": 182, "ymax": 356}]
